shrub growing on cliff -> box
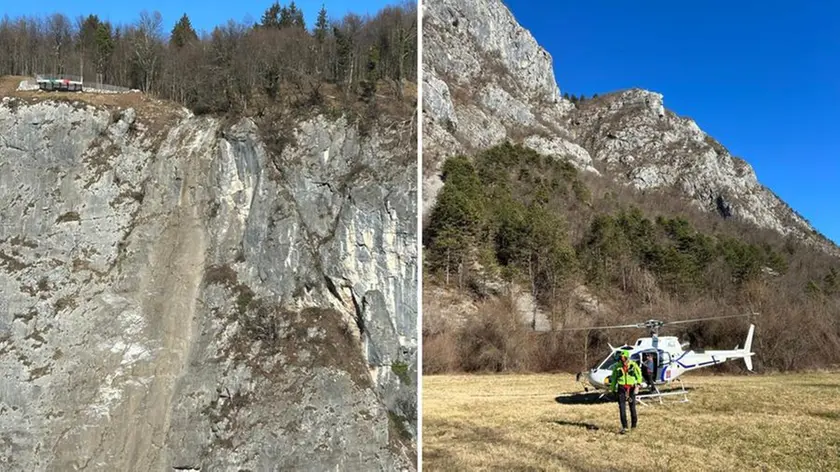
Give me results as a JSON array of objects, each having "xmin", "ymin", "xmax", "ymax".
[
  {"xmin": 425, "ymin": 155, "xmax": 488, "ymax": 288},
  {"xmin": 426, "ymin": 143, "xmax": 582, "ymax": 294}
]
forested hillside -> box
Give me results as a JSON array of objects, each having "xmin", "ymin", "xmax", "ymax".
[
  {"xmin": 423, "ymin": 143, "xmax": 840, "ymax": 373},
  {"xmin": 0, "ymin": 1, "xmax": 417, "ymax": 114}
]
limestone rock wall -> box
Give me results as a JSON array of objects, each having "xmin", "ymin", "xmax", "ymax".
[
  {"xmin": 572, "ymin": 89, "xmax": 817, "ymax": 242},
  {"xmin": 0, "ymin": 98, "xmax": 416, "ymax": 471},
  {"xmin": 422, "ymin": 0, "xmax": 596, "ymax": 216}
]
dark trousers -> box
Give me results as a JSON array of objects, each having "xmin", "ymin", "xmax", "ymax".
[
  {"xmin": 617, "ymin": 386, "xmax": 637, "ymax": 428},
  {"xmin": 643, "ymin": 371, "xmax": 655, "ymax": 389}
]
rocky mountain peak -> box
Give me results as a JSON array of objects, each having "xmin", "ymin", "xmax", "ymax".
[
  {"xmin": 424, "ymin": 0, "xmax": 836, "ymax": 254},
  {"xmin": 570, "ymin": 88, "xmax": 828, "ymax": 248},
  {"xmin": 424, "ymin": 0, "xmax": 564, "ymax": 104},
  {"xmin": 578, "ymin": 88, "xmax": 666, "ymax": 118}
]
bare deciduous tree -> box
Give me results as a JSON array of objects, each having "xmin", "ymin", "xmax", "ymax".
[
  {"xmin": 0, "ymin": 3, "xmax": 417, "ymax": 112},
  {"xmin": 131, "ymin": 10, "xmax": 163, "ymax": 92}
]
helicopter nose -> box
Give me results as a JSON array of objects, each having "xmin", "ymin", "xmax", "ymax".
[{"xmin": 589, "ymin": 370, "xmax": 608, "ymax": 387}]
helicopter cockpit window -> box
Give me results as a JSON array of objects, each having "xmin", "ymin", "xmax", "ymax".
[
  {"xmin": 598, "ymin": 357, "xmax": 614, "ymax": 370},
  {"xmin": 658, "ymin": 350, "xmax": 671, "ymax": 365},
  {"xmin": 597, "ymin": 346, "xmax": 633, "ymax": 370}
]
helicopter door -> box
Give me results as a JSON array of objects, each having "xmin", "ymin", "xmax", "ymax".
[
  {"xmin": 657, "ymin": 350, "xmax": 672, "ymax": 381},
  {"xmin": 638, "ymin": 350, "xmax": 657, "ymax": 382},
  {"xmin": 632, "ymin": 352, "xmax": 654, "ymax": 379}
]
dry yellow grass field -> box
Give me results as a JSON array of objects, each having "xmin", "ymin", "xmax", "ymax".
[{"xmin": 423, "ymin": 373, "xmax": 840, "ymax": 471}]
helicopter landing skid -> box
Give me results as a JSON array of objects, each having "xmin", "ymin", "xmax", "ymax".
[{"xmin": 636, "ymin": 379, "xmax": 690, "ymax": 406}]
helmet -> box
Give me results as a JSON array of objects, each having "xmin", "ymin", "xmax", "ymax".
[{"xmin": 613, "ymin": 349, "xmax": 631, "ymax": 361}]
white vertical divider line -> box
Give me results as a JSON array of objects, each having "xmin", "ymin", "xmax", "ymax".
[{"xmin": 415, "ymin": 0, "xmax": 424, "ymax": 469}]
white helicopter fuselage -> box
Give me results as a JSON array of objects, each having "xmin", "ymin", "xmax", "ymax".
[{"xmin": 582, "ymin": 324, "xmax": 755, "ymax": 391}]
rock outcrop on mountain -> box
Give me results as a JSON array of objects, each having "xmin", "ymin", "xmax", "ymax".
[
  {"xmin": 0, "ymin": 95, "xmax": 416, "ymax": 470},
  {"xmin": 571, "ymin": 89, "xmax": 820, "ymax": 243},
  {"xmin": 422, "ymin": 0, "xmax": 594, "ymax": 216},
  {"xmin": 423, "ymin": 0, "xmax": 834, "ymax": 253}
]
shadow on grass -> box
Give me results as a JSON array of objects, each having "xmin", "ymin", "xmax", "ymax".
[
  {"xmin": 554, "ymin": 392, "xmax": 613, "ymax": 405},
  {"xmin": 555, "ymin": 387, "xmax": 696, "ymax": 406},
  {"xmin": 549, "ymin": 419, "xmax": 600, "ymax": 431},
  {"xmin": 810, "ymin": 410, "xmax": 840, "ymax": 420},
  {"xmin": 421, "ymin": 446, "xmax": 460, "ymax": 471}
]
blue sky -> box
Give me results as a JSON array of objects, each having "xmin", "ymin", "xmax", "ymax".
[
  {"xmin": 505, "ymin": 0, "xmax": 839, "ymax": 244},
  {"xmin": 0, "ymin": 0, "xmax": 394, "ymax": 34}
]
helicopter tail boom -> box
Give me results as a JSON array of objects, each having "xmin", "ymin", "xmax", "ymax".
[{"xmin": 683, "ymin": 324, "xmax": 756, "ymax": 372}]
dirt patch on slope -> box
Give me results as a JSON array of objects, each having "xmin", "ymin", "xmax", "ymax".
[{"xmin": 1, "ymin": 75, "xmax": 183, "ymax": 138}]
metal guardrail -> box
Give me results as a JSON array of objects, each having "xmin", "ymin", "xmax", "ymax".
[
  {"xmin": 83, "ymin": 81, "xmax": 131, "ymax": 93},
  {"xmin": 35, "ymin": 74, "xmax": 83, "ymax": 83}
]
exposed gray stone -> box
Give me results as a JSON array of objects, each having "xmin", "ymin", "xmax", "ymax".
[
  {"xmin": 423, "ymin": 74, "xmax": 457, "ymax": 127},
  {"xmin": 573, "ymin": 89, "xmax": 823, "ymax": 245},
  {"xmin": 424, "ymin": 0, "xmax": 836, "ymax": 256},
  {"xmin": 478, "ymin": 84, "xmax": 536, "ymax": 127},
  {"xmin": 423, "ymin": 0, "xmax": 582, "ymax": 212},
  {"xmin": 523, "ymin": 134, "xmax": 599, "ymax": 174},
  {"xmin": 424, "ymin": 0, "xmax": 565, "ymax": 103},
  {"xmin": 0, "ymin": 98, "xmax": 416, "ymax": 470}
]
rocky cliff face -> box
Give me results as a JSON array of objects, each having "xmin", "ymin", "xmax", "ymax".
[
  {"xmin": 0, "ymin": 96, "xmax": 416, "ymax": 470},
  {"xmin": 571, "ymin": 89, "xmax": 820, "ymax": 243},
  {"xmin": 423, "ymin": 0, "xmax": 833, "ymax": 252},
  {"xmin": 422, "ymin": 0, "xmax": 593, "ymax": 217}
]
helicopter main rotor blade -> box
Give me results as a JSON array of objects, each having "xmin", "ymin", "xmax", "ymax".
[
  {"xmin": 558, "ymin": 313, "xmax": 758, "ymax": 332},
  {"xmin": 663, "ymin": 313, "xmax": 758, "ymax": 326},
  {"xmin": 558, "ymin": 323, "xmax": 642, "ymax": 331}
]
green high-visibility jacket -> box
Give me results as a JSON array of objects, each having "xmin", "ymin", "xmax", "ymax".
[{"xmin": 609, "ymin": 360, "xmax": 643, "ymax": 392}]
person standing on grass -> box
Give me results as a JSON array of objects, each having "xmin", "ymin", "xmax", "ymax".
[
  {"xmin": 642, "ymin": 353, "xmax": 656, "ymax": 392},
  {"xmin": 609, "ymin": 349, "xmax": 643, "ymax": 434}
]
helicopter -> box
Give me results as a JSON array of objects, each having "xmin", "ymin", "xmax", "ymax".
[{"xmin": 565, "ymin": 314, "xmax": 757, "ymax": 402}]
